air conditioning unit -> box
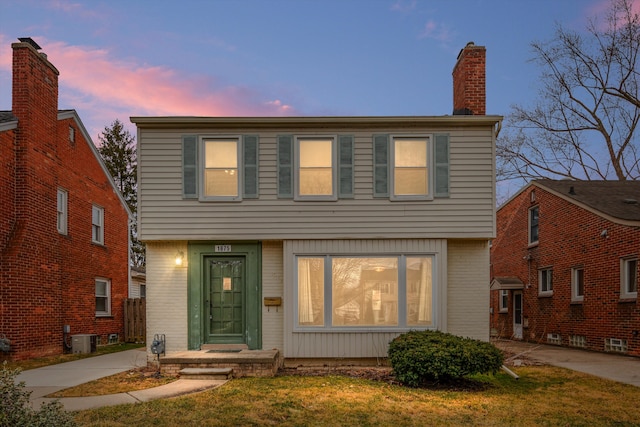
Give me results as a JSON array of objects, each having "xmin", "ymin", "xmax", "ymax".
[{"xmin": 71, "ymin": 334, "xmax": 97, "ymax": 354}]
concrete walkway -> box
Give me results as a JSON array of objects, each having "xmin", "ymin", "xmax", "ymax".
[
  {"xmin": 493, "ymin": 339, "xmax": 640, "ymax": 387},
  {"xmin": 16, "ymin": 348, "xmax": 226, "ymax": 411}
]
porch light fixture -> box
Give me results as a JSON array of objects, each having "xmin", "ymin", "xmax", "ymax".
[{"xmin": 175, "ymin": 250, "xmax": 184, "ymax": 266}]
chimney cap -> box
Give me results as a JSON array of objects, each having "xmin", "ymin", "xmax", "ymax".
[{"xmin": 18, "ymin": 37, "xmax": 41, "ymax": 50}]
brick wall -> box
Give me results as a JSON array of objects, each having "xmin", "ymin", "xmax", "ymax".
[
  {"xmin": 0, "ymin": 40, "xmax": 129, "ymax": 360},
  {"xmin": 490, "ymin": 184, "xmax": 640, "ymax": 356}
]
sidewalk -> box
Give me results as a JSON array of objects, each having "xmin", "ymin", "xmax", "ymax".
[
  {"xmin": 493, "ymin": 339, "xmax": 640, "ymax": 387},
  {"xmin": 16, "ymin": 348, "xmax": 226, "ymax": 411}
]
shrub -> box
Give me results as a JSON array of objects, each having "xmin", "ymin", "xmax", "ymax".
[
  {"xmin": 0, "ymin": 363, "xmax": 77, "ymax": 427},
  {"xmin": 388, "ymin": 330, "xmax": 504, "ymax": 387}
]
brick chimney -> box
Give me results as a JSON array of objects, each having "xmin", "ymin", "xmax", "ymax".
[
  {"xmin": 452, "ymin": 42, "xmax": 486, "ymax": 115},
  {"xmin": 12, "ymin": 37, "xmax": 60, "ymax": 141}
]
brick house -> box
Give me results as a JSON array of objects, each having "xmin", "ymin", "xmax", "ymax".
[
  {"xmin": 490, "ymin": 179, "xmax": 640, "ymax": 356},
  {"xmin": 0, "ymin": 38, "xmax": 131, "ymax": 360},
  {"xmin": 131, "ymin": 42, "xmax": 501, "ymax": 362}
]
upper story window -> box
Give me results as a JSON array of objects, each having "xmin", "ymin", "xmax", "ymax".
[
  {"xmin": 69, "ymin": 125, "xmax": 75, "ymax": 143},
  {"xmin": 621, "ymin": 257, "xmax": 638, "ymax": 299},
  {"xmin": 95, "ymin": 278, "xmax": 111, "ymax": 316},
  {"xmin": 373, "ymin": 134, "xmax": 449, "ymax": 200},
  {"xmin": 296, "ymin": 137, "xmax": 336, "ymax": 200},
  {"xmin": 203, "ymin": 138, "xmax": 240, "ymax": 200},
  {"xmin": 571, "ymin": 267, "xmax": 584, "ymax": 302},
  {"xmin": 92, "ymin": 205, "xmax": 104, "ymax": 245},
  {"xmin": 529, "ymin": 206, "xmax": 539, "ymax": 245},
  {"xmin": 182, "ymin": 135, "xmax": 258, "ymax": 201},
  {"xmin": 57, "ymin": 188, "xmax": 68, "ymax": 235},
  {"xmin": 392, "ymin": 137, "xmax": 429, "ymax": 198},
  {"xmin": 538, "ymin": 267, "xmax": 553, "ymax": 296}
]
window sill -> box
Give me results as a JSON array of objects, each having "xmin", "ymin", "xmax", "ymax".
[
  {"xmin": 95, "ymin": 314, "xmax": 113, "ymax": 318},
  {"xmin": 498, "ymin": 309, "xmax": 508, "ymax": 314},
  {"xmin": 528, "ymin": 242, "xmax": 539, "ymax": 249},
  {"xmin": 538, "ymin": 292, "xmax": 553, "ymax": 298},
  {"xmin": 570, "ymin": 300, "xmax": 584, "ymax": 305},
  {"xmin": 619, "ymin": 298, "xmax": 637, "ymax": 304}
]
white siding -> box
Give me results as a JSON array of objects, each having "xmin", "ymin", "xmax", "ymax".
[
  {"xmin": 262, "ymin": 241, "xmax": 284, "ymax": 351},
  {"xmin": 447, "ymin": 239, "xmax": 490, "ymax": 341},
  {"xmin": 145, "ymin": 242, "xmax": 189, "ymax": 359},
  {"xmin": 137, "ymin": 125, "xmax": 495, "ymax": 241},
  {"xmin": 283, "ymin": 239, "xmax": 448, "ymax": 358}
]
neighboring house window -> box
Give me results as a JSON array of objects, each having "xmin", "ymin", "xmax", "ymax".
[
  {"xmin": 499, "ymin": 290, "xmax": 509, "ymax": 312},
  {"xmin": 57, "ymin": 188, "xmax": 68, "ymax": 235},
  {"xmin": 95, "ymin": 278, "xmax": 111, "ymax": 316},
  {"xmin": 69, "ymin": 125, "xmax": 75, "ymax": 143},
  {"xmin": 373, "ymin": 134, "xmax": 449, "ymax": 199},
  {"xmin": 538, "ymin": 268, "xmax": 553, "ymax": 295},
  {"xmin": 571, "ymin": 267, "xmax": 585, "ymax": 302},
  {"xmin": 203, "ymin": 138, "xmax": 240, "ymax": 200},
  {"xmin": 92, "ymin": 205, "xmax": 104, "ymax": 244},
  {"xmin": 621, "ymin": 257, "xmax": 638, "ymax": 299},
  {"xmin": 296, "ymin": 255, "xmax": 434, "ymax": 329},
  {"xmin": 140, "ymin": 284, "xmax": 146, "ymax": 298},
  {"xmin": 295, "ymin": 137, "xmax": 336, "ymax": 200},
  {"xmin": 529, "ymin": 206, "xmax": 539, "ymax": 245}
]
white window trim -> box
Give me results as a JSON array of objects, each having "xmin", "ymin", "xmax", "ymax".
[
  {"xmin": 538, "ymin": 267, "xmax": 553, "ymax": 296},
  {"xmin": 390, "ymin": 135, "xmax": 432, "ymax": 201},
  {"xmin": 528, "ymin": 206, "xmax": 539, "ymax": 246},
  {"xmin": 199, "ymin": 136, "xmax": 243, "ymax": 202},
  {"xmin": 620, "ymin": 257, "xmax": 638, "ymax": 299},
  {"xmin": 498, "ymin": 289, "xmax": 509, "ymax": 313},
  {"xmin": 571, "ymin": 267, "xmax": 584, "ymax": 302},
  {"xmin": 57, "ymin": 188, "xmax": 68, "ymax": 235},
  {"xmin": 293, "ymin": 253, "xmax": 437, "ymax": 332},
  {"xmin": 294, "ymin": 136, "xmax": 338, "ymax": 201},
  {"xmin": 95, "ymin": 278, "xmax": 111, "ymax": 316},
  {"xmin": 91, "ymin": 204, "xmax": 104, "ymax": 245}
]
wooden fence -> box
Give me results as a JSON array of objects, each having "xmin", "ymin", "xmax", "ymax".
[{"xmin": 124, "ymin": 298, "xmax": 146, "ymax": 343}]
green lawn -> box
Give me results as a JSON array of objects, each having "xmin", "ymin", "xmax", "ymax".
[{"xmin": 73, "ymin": 366, "xmax": 640, "ymax": 426}]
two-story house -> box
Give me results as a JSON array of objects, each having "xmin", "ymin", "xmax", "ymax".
[
  {"xmin": 0, "ymin": 38, "xmax": 131, "ymax": 360},
  {"xmin": 132, "ymin": 42, "xmax": 501, "ymax": 363},
  {"xmin": 490, "ymin": 179, "xmax": 640, "ymax": 356}
]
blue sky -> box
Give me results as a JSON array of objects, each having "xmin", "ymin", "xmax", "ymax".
[{"xmin": 0, "ymin": 0, "xmax": 610, "ymax": 144}]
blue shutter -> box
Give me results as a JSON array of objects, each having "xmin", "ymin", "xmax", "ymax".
[
  {"xmin": 243, "ymin": 135, "xmax": 259, "ymax": 199},
  {"xmin": 277, "ymin": 135, "xmax": 293, "ymax": 198},
  {"xmin": 182, "ymin": 135, "xmax": 198, "ymax": 199},
  {"xmin": 338, "ymin": 135, "xmax": 354, "ymax": 198},
  {"xmin": 434, "ymin": 133, "xmax": 450, "ymax": 198},
  {"xmin": 373, "ymin": 134, "xmax": 389, "ymax": 198}
]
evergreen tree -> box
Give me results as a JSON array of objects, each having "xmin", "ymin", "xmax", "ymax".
[{"xmin": 98, "ymin": 119, "xmax": 145, "ymax": 267}]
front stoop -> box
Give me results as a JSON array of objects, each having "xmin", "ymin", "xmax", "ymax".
[
  {"xmin": 160, "ymin": 349, "xmax": 282, "ymax": 378},
  {"xmin": 179, "ymin": 367, "xmax": 233, "ymax": 380}
]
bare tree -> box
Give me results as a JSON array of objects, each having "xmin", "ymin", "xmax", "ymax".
[{"xmin": 498, "ymin": 0, "xmax": 640, "ymax": 185}]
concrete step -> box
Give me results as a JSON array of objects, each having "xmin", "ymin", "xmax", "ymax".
[
  {"xmin": 200, "ymin": 344, "xmax": 248, "ymax": 351},
  {"xmin": 179, "ymin": 367, "xmax": 233, "ymax": 380}
]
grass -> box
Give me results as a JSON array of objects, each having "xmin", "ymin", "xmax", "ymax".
[
  {"xmin": 3, "ymin": 342, "xmax": 145, "ymax": 371},
  {"xmin": 71, "ymin": 366, "xmax": 640, "ymax": 427}
]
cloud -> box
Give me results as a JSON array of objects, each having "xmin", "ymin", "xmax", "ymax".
[
  {"xmin": 0, "ymin": 35, "xmax": 299, "ymax": 141},
  {"xmin": 390, "ymin": 0, "xmax": 417, "ymax": 13},
  {"xmin": 418, "ymin": 20, "xmax": 454, "ymax": 43}
]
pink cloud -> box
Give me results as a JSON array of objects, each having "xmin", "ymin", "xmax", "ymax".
[
  {"xmin": 418, "ymin": 20, "xmax": 454, "ymax": 43},
  {"xmin": 0, "ymin": 35, "xmax": 299, "ymax": 143},
  {"xmin": 584, "ymin": 0, "xmax": 640, "ymax": 30}
]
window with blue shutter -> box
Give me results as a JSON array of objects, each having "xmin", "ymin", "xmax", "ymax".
[
  {"xmin": 182, "ymin": 135, "xmax": 198, "ymax": 199},
  {"xmin": 277, "ymin": 135, "xmax": 294, "ymax": 198}
]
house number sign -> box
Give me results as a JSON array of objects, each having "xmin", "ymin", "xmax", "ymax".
[{"xmin": 215, "ymin": 245, "xmax": 231, "ymax": 252}]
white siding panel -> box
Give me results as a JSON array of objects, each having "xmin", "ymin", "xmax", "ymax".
[
  {"xmin": 283, "ymin": 239, "xmax": 448, "ymax": 358},
  {"xmin": 145, "ymin": 242, "xmax": 189, "ymax": 360},
  {"xmin": 262, "ymin": 241, "xmax": 284, "ymax": 351},
  {"xmin": 138, "ymin": 127, "xmax": 495, "ymax": 241},
  {"xmin": 447, "ymin": 240, "xmax": 490, "ymax": 341}
]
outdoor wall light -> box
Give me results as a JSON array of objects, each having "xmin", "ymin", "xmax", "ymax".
[{"xmin": 175, "ymin": 250, "xmax": 184, "ymax": 266}]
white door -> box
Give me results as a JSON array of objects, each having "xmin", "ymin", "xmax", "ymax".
[{"xmin": 513, "ymin": 291, "xmax": 523, "ymax": 339}]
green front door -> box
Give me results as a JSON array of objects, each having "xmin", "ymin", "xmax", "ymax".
[{"xmin": 204, "ymin": 256, "xmax": 246, "ymax": 344}]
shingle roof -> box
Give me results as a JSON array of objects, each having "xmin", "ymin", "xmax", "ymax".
[
  {"xmin": 0, "ymin": 111, "xmax": 17, "ymax": 123},
  {"xmin": 534, "ymin": 179, "xmax": 640, "ymax": 222}
]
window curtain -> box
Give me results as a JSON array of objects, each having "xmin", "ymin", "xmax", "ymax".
[
  {"xmin": 298, "ymin": 259, "xmax": 314, "ymax": 324},
  {"xmin": 417, "ymin": 258, "xmax": 432, "ymax": 324}
]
